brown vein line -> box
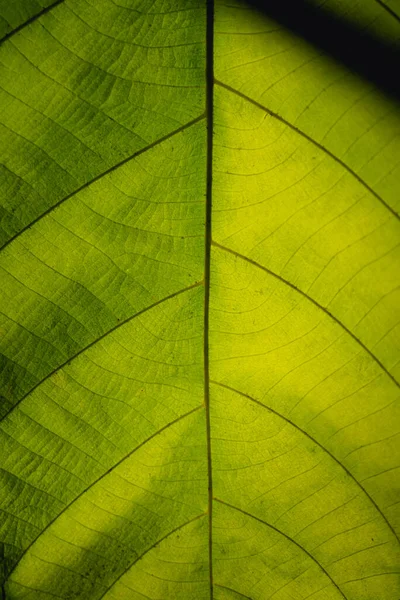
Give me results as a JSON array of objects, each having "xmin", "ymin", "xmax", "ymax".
[
  {"xmin": 375, "ymin": 0, "xmax": 400, "ymax": 22},
  {"xmin": 214, "ymin": 80, "xmax": 400, "ymax": 222},
  {"xmin": 343, "ymin": 572, "xmax": 400, "ymax": 583},
  {"xmin": 1, "ymin": 281, "xmax": 202, "ymax": 423},
  {"xmin": 212, "ymin": 240, "xmax": 400, "ymax": 390},
  {"xmin": 97, "ymin": 512, "xmax": 207, "ymax": 599},
  {"xmin": 0, "ymin": 0, "xmax": 65, "ymax": 44},
  {"xmin": 205, "ymin": 1, "xmax": 214, "ymax": 598},
  {"xmin": 211, "ymin": 379, "xmax": 400, "ymax": 546},
  {"xmin": 214, "ymin": 498, "xmax": 347, "ymax": 600},
  {"xmin": 0, "ymin": 114, "xmax": 205, "ymax": 253},
  {"xmin": 215, "ymin": 584, "xmax": 253, "ymax": 599},
  {"xmin": 6, "ymin": 406, "xmax": 204, "ymax": 585},
  {"xmin": 3, "ymin": 582, "xmax": 62, "ymax": 598}
]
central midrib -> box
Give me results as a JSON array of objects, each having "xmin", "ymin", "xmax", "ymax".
[{"xmin": 204, "ymin": 0, "xmax": 215, "ymax": 597}]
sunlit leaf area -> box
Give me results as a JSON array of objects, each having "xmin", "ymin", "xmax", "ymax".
[{"xmin": 0, "ymin": 0, "xmax": 399, "ymax": 598}]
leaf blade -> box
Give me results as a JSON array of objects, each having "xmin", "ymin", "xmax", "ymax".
[{"xmin": 1, "ymin": 0, "xmax": 400, "ymax": 598}]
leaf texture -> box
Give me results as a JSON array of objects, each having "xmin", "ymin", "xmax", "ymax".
[{"xmin": 0, "ymin": 0, "xmax": 399, "ymax": 599}]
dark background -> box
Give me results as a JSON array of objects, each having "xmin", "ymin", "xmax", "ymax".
[{"xmin": 241, "ymin": 0, "xmax": 400, "ymax": 103}]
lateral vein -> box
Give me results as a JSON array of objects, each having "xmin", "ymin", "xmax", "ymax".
[
  {"xmin": 0, "ymin": 115, "xmax": 205, "ymax": 253},
  {"xmin": 214, "ymin": 498, "xmax": 347, "ymax": 600},
  {"xmin": 6, "ymin": 406, "xmax": 205, "ymax": 585},
  {"xmin": 214, "ymin": 79, "xmax": 400, "ymax": 222},
  {"xmin": 212, "ymin": 240, "xmax": 400, "ymax": 390},
  {"xmin": 97, "ymin": 512, "xmax": 207, "ymax": 600},
  {"xmin": 1, "ymin": 282, "xmax": 202, "ymax": 423},
  {"xmin": 211, "ymin": 379, "xmax": 400, "ymax": 545},
  {"xmin": 0, "ymin": 0, "xmax": 66, "ymax": 44}
]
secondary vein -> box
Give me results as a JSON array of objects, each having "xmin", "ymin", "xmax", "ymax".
[
  {"xmin": 0, "ymin": 0, "xmax": 66, "ymax": 44},
  {"xmin": 1, "ymin": 282, "xmax": 202, "ymax": 423},
  {"xmin": 0, "ymin": 115, "xmax": 205, "ymax": 253},
  {"xmin": 214, "ymin": 80, "xmax": 400, "ymax": 223},
  {"xmin": 212, "ymin": 240, "xmax": 400, "ymax": 390},
  {"xmin": 214, "ymin": 498, "xmax": 347, "ymax": 600},
  {"xmin": 5, "ymin": 406, "xmax": 204, "ymax": 587},
  {"xmin": 211, "ymin": 379, "xmax": 400, "ymax": 546}
]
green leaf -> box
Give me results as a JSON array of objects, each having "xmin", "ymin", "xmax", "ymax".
[
  {"xmin": 0, "ymin": 1, "xmax": 61, "ymax": 41},
  {"xmin": 0, "ymin": 0, "xmax": 399, "ymax": 599}
]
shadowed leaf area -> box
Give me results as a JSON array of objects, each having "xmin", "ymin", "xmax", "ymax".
[{"xmin": 0, "ymin": 0, "xmax": 399, "ymax": 599}]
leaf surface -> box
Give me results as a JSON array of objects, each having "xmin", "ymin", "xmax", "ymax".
[{"xmin": 0, "ymin": 0, "xmax": 399, "ymax": 599}]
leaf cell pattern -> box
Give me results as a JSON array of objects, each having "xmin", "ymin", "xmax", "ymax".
[{"xmin": 0, "ymin": 0, "xmax": 399, "ymax": 599}]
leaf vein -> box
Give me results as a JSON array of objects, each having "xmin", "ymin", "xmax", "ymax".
[
  {"xmin": 211, "ymin": 380, "xmax": 399, "ymax": 545},
  {"xmin": 215, "ymin": 80, "xmax": 400, "ymax": 221}
]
